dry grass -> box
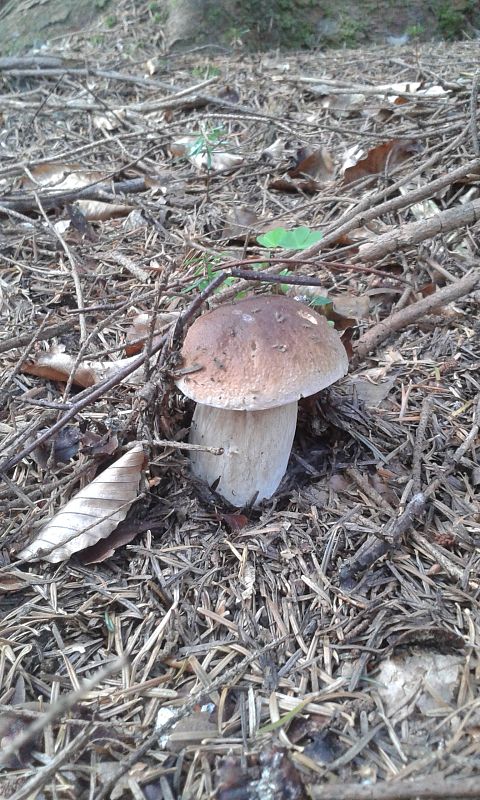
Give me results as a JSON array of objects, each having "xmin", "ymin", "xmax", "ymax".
[{"xmin": 1, "ymin": 5, "xmax": 480, "ymax": 798}]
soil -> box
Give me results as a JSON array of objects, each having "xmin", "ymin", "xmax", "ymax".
[{"xmin": 0, "ymin": 0, "xmax": 479, "ymax": 55}]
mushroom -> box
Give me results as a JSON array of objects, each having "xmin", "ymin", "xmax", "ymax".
[{"xmin": 176, "ymin": 295, "xmax": 348, "ymax": 506}]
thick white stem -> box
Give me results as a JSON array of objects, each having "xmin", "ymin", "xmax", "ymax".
[{"xmin": 189, "ymin": 402, "xmax": 298, "ymax": 506}]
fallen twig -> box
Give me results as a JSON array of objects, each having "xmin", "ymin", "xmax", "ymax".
[
  {"xmin": 412, "ymin": 395, "xmax": 434, "ymax": 495},
  {"xmin": 352, "ymin": 268, "xmax": 480, "ymax": 363},
  {"xmin": 294, "ymin": 155, "xmax": 480, "ymax": 259},
  {"xmin": 309, "ymin": 774, "xmax": 480, "ymax": 799},
  {"xmin": 357, "ymin": 199, "xmax": 480, "ymax": 262},
  {"xmin": 0, "ymin": 274, "xmax": 226, "ymax": 478},
  {"xmin": 339, "ymin": 493, "xmax": 426, "ymax": 589},
  {"xmin": 9, "ymin": 727, "xmax": 94, "ymax": 800},
  {"xmin": 0, "ymin": 321, "xmax": 77, "ymax": 354},
  {"xmin": 0, "ymin": 177, "xmax": 147, "ymax": 215},
  {"xmin": 0, "ymin": 658, "xmax": 124, "ymax": 767}
]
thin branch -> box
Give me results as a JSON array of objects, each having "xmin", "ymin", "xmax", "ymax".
[
  {"xmin": 356, "ymin": 199, "xmax": 480, "ymax": 263},
  {"xmin": 352, "ymin": 268, "xmax": 480, "ymax": 363},
  {"xmin": 0, "ymin": 274, "xmax": 226, "ymax": 478},
  {"xmin": 309, "ymin": 774, "xmax": 480, "ymax": 800},
  {"xmin": 9, "ymin": 727, "xmax": 94, "ymax": 800},
  {"xmin": 339, "ymin": 493, "xmax": 426, "ymax": 589},
  {"xmin": 470, "ymin": 70, "xmax": 480, "ymax": 156},
  {"xmin": 0, "ymin": 321, "xmax": 77, "ymax": 354},
  {"xmin": 34, "ymin": 193, "xmax": 87, "ymax": 341},
  {"xmin": 0, "ymin": 658, "xmax": 124, "ymax": 767}
]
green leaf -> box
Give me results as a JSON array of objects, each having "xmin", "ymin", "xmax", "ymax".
[
  {"xmin": 309, "ymin": 295, "xmax": 331, "ymax": 307},
  {"xmin": 285, "ymin": 226, "xmax": 323, "ymax": 249},
  {"xmin": 257, "ymin": 225, "xmax": 323, "ymax": 251},
  {"xmin": 257, "ymin": 227, "xmax": 289, "ymax": 248}
]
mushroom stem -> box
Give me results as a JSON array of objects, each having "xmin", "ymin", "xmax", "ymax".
[{"xmin": 189, "ymin": 402, "xmax": 298, "ymax": 506}]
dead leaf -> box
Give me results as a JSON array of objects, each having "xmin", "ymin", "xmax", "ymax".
[
  {"xmin": 17, "ymin": 444, "xmax": 145, "ymax": 563},
  {"xmin": 81, "ymin": 430, "xmax": 119, "ymax": 457},
  {"xmin": 377, "ymin": 651, "xmax": 463, "ymax": 716},
  {"xmin": 262, "ymin": 138, "xmax": 285, "ymax": 162},
  {"xmin": 218, "ymin": 512, "xmax": 249, "ymax": 532},
  {"xmin": 221, "ymin": 207, "xmax": 260, "ymax": 240},
  {"xmin": 170, "ymin": 137, "xmax": 243, "ymax": 172},
  {"xmin": 331, "ymin": 293, "xmax": 370, "ymax": 320},
  {"xmin": 343, "ymin": 139, "xmax": 423, "ymax": 184},
  {"xmin": 289, "ymin": 147, "xmax": 335, "ymax": 182},
  {"xmin": 309, "ymin": 89, "xmax": 366, "ymax": 114},
  {"xmin": 22, "ymin": 344, "xmax": 144, "ymax": 388},
  {"xmin": 332, "ymin": 219, "xmax": 391, "ymax": 247},
  {"xmin": 93, "ymin": 109, "xmax": 126, "ymax": 132},
  {"xmin": 344, "ymin": 374, "xmax": 395, "ymax": 407},
  {"xmin": 65, "ymin": 203, "xmax": 97, "ymax": 241},
  {"xmin": 156, "ymin": 709, "xmax": 218, "ymax": 752},
  {"xmin": 124, "ymin": 311, "xmax": 179, "ymax": 356},
  {"xmin": 20, "ymin": 163, "xmax": 132, "ymax": 220},
  {"xmin": 0, "ymin": 568, "xmax": 45, "ymax": 593},
  {"xmin": 79, "ymin": 518, "xmax": 161, "ymax": 564},
  {"xmin": 31, "ymin": 424, "xmax": 81, "ymax": 467},
  {"xmin": 268, "ymin": 177, "xmax": 321, "ymax": 194}
]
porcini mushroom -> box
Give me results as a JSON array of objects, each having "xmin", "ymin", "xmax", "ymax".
[{"xmin": 176, "ymin": 295, "xmax": 348, "ymax": 506}]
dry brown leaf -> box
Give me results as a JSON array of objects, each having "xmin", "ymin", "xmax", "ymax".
[
  {"xmin": 124, "ymin": 311, "xmax": 179, "ymax": 356},
  {"xmin": 310, "ymin": 90, "xmax": 366, "ymax": 113},
  {"xmin": 31, "ymin": 424, "xmax": 80, "ymax": 468},
  {"xmin": 331, "ymin": 293, "xmax": 370, "ymax": 320},
  {"xmin": 22, "ymin": 344, "xmax": 144, "ymax": 388},
  {"xmin": 17, "ymin": 444, "xmax": 145, "ymax": 563},
  {"xmin": 343, "ymin": 138, "xmax": 423, "ymax": 184},
  {"xmin": 156, "ymin": 709, "xmax": 218, "ymax": 752},
  {"xmin": 221, "ymin": 207, "xmax": 260, "ymax": 240},
  {"xmin": 344, "ymin": 373, "xmax": 395, "ymax": 407},
  {"xmin": 20, "ymin": 162, "xmax": 103, "ymax": 190},
  {"xmin": 289, "ymin": 147, "xmax": 335, "ymax": 182},
  {"xmin": 0, "ymin": 568, "xmax": 45, "ymax": 593},
  {"xmin": 79, "ymin": 518, "xmax": 162, "ymax": 564},
  {"xmin": 75, "ymin": 199, "xmax": 134, "ymax": 221},
  {"xmin": 20, "ymin": 162, "xmax": 132, "ymax": 220},
  {"xmin": 268, "ymin": 176, "xmax": 321, "ymax": 194}
]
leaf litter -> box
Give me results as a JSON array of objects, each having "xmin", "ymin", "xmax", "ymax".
[{"xmin": 0, "ymin": 10, "xmax": 480, "ymax": 800}]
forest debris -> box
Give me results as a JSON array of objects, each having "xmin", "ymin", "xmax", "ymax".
[
  {"xmin": 17, "ymin": 444, "xmax": 144, "ymax": 562},
  {"xmin": 353, "ymin": 269, "xmax": 480, "ymax": 362},
  {"xmin": 21, "ymin": 344, "xmax": 145, "ymax": 388},
  {"xmin": 377, "ymin": 652, "xmax": 463, "ymax": 716},
  {"xmin": 343, "ymin": 139, "xmax": 423, "ymax": 184}
]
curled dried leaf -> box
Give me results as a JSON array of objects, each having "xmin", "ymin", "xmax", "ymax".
[
  {"xmin": 22, "ymin": 344, "xmax": 144, "ymax": 388},
  {"xmin": 18, "ymin": 444, "xmax": 145, "ymax": 563},
  {"xmin": 289, "ymin": 147, "xmax": 335, "ymax": 182},
  {"xmin": 343, "ymin": 138, "xmax": 423, "ymax": 184}
]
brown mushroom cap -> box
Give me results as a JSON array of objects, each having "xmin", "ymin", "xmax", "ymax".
[{"xmin": 176, "ymin": 295, "xmax": 348, "ymax": 411}]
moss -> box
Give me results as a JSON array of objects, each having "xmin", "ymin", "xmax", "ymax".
[{"xmin": 205, "ymin": 0, "xmax": 317, "ymax": 49}]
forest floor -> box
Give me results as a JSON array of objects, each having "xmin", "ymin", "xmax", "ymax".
[{"xmin": 1, "ymin": 4, "xmax": 480, "ymax": 799}]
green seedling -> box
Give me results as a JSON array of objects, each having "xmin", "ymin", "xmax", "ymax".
[
  {"xmin": 183, "ymin": 254, "xmax": 235, "ymax": 295},
  {"xmin": 257, "ymin": 225, "xmax": 329, "ymax": 306},
  {"xmin": 188, "ymin": 125, "xmax": 226, "ymax": 171},
  {"xmin": 191, "ymin": 65, "xmax": 221, "ymax": 80},
  {"xmin": 257, "ymin": 225, "xmax": 323, "ymax": 251}
]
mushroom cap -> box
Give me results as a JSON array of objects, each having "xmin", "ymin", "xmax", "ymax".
[{"xmin": 176, "ymin": 295, "xmax": 348, "ymax": 411}]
